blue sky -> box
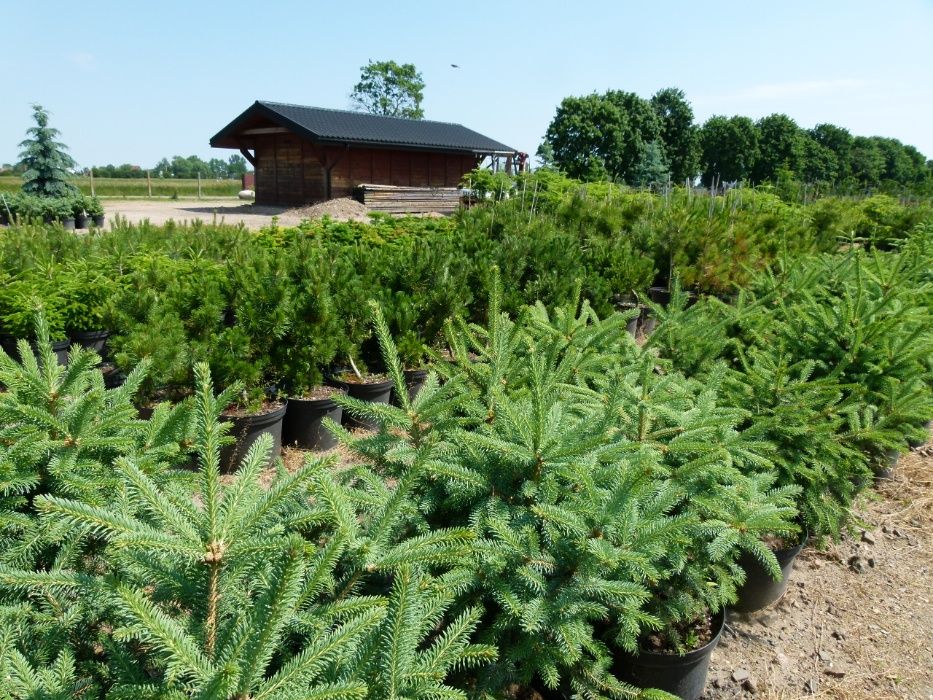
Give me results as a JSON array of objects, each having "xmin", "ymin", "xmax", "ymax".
[{"xmin": 3, "ymin": 0, "xmax": 932, "ymax": 168}]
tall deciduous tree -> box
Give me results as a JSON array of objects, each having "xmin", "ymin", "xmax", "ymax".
[
  {"xmin": 17, "ymin": 104, "xmax": 77, "ymax": 197},
  {"xmin": 351, "ymin": 59, "xmax": 425, "ymax": 119},
  {"xmin": 541, "ymin": 93, "xmax": 628, "ymax": 181},
  {"xmin": 699, "ymin": 115, "xmax": 759, "ymax": 185},
  {"xmin": 751, "ymin": 113, "xmax": 804, "ymax": 183},
  {"xmin": 651, "ymin": 87, "xmax": 700, "ymax": 184},
  {"xmin": 809, "ymin": 123, "xmax": 854, "ymax": 180},
  {"xmin": 541, "ymin": 90, "xmax": 661, "ymax": 184}
]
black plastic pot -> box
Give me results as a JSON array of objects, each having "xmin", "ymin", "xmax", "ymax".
[
  {"xmin": 0, "ymin": 334, "xmax": 17, "ymax": 357},
  {"xmin": 283, "ymin": 394, "xmax": 343, "ymax": 451},
  {"xmin": 71, "ymin": 329, "xmax": 109, "ymax": 354},
  {"xmin": 219, "ymin": 401, "xmax": 287, "ymax": 472},
  {"xmin": 731, "ymin": 531, "xmax": 808, "ymax": 613},
  {"xmin": 0, "ymin": 335, "xmax": 68, "ymax": 365},
  {"xmin": 399, "ymin": 369, "xmax": 429, "ymax": 403},
  {"xmin": 330, "ymin": 378, "xmax": 393, "ymax": 430},
  {"xmin": 874, "ymin": 449, "xmax": 900, "ymax": 482},
  {"xmin": 614, "ymin": 609, "xmax": 724, "ymax": 700},
  {"xmin": 75, "ymin": 213, "xmax": 89, "ymax": 229},
  {"xmin": 92, "ymin": 214, "xmax": 105, "ymax": 228},
  {"xmin": 617, "ymin": 302, "xmax": 640, "ymax": 337},
  {"xmin": 50, "ymin": 339, "xmax": 69, "ymax": 365},
  {"xmin": 62, "ymin": 217, "xmax": 76, "ymax": 232},
  {"xmin": 101, "ymin": 364, "xmax": 126, "ymax": 389},
  {"xmin": 648, "ymin": 286, "xmax": 672, "ymax": 306},
  {"xmin": 640, "ymin": 306, "xmax": 657, "ymax": 337}
]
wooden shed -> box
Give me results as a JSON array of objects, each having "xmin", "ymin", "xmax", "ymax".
[{"xmin": 209, "ymin": 101, "xmax": 520, "ymax": 207}]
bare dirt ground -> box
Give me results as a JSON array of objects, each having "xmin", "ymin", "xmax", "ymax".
[
  {"xmin": 103, "ymin": 197, "xmax": 371, "ymax": 229},
  {"xmin": 272, "ymin": 436, "xmax": 933, "ymax": 700},
  {"xmin": 706, "ymin": 443, "xmax": 933, "ymax": 700}
]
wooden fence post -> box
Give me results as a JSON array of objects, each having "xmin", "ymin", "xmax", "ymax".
[
  {"xmin": 90, "ymin": 169, "xmax": 95, "ymax": 197},
  {"xmin": 197, "ymin": 172, "xmax": 202, "ymax": 200},
  {"xmin": 147, "ymin": 171, "xmax": 152, "ymax": 198}
]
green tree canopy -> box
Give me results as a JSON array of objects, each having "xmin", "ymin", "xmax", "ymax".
[
  {"xmin": 17, "ymin": 104, "xmax": 77, "ymax": 197},
  {"xmin": 699, "ymin": 115, "xmax": 760, "ymax": 185},
  {"xmin": 541, "ymin": 90, "xmax": 662, "ymax": 184},
  {"xmin": 541, "ymin": 93, "xmax": 627, "ymax": 180},
  {"xmin": 351, "ymin": 59, "xmax": 425, "ymax": 119},
  {"xmin": 651, "ymin": 87, "xmax": 700, "ymax": 183},
  {"xmin": 751, "ymin": 113, "xmax": 804, "ymax": 183},
  {"xmin": 809, "ymin": 123, "xmax": 854, "ymax": 180}
]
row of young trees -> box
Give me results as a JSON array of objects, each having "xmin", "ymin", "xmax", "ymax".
[
  {"xmin": 538, "ymin": 88, "xmax": 932, "ymax": 192},
  {"xmin": 0, "ymin": 222, "xmax": 929, "ymax": 697},
  {"xmin": 86, "ymin": 154, "xmax": 250, "ymax": 180}
]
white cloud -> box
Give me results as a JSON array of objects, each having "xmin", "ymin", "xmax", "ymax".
[{"xmin": 65, "ymin": 52, "xmax": 96, "ymax": 70}]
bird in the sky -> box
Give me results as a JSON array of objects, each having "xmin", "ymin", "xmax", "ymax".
[{"xmin": 451, "ymin": 64, "xmax": 459, "ymax": 68}]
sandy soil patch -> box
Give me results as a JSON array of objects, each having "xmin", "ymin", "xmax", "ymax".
[{"xmin": 103, "ymin": 197, "xmax": 371, "ymax": 230}]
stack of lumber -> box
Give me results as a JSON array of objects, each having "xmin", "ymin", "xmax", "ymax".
[{"xmin": 356, "ymin": 184, "xmax": 461, "ymax": 214}]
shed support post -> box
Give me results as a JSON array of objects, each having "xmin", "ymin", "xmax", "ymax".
[{"xmin": 239, "ymin": 148, "xmax": 257, "ymax": 168}]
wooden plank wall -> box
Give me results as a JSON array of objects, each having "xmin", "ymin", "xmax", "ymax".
[{"xmin": 254, "ymin": 135, "xmax": 482, "ymax": 206}]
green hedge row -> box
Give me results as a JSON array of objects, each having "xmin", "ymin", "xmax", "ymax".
[{"xmin": 0, "ymin": 175, "xmax": 930, "ymax": 409}]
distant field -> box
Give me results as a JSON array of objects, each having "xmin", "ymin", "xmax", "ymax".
[{"xmin": 0, "ymin": 176, "xmax": 241, "ymax": 198}]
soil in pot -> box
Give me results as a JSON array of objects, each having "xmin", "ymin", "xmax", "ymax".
[
  {"xmin": 282, "ymin": 387, "xmax": 345, "ymax": 451},
  {"xmin": 731, "ymin": 530, "xmax": 808, "ymax": 614},
  {"xmin": 329, "ymin": 372, "xmax": 393, "ymax": 430},
  {"xmin": 71, "ymin": 329, "xmax": 110, "ymax": 354},
  {"xmin": 219, "ymin": 400, "xmax": 287, "ymax": 472},
  {"xmin": 613, "ymin": 609, "xmax": 724, "ymax": 700}
]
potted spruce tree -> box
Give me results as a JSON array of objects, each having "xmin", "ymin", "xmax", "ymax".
[
  {"xmin": 327, "ymin": 276, "xmax": 393, "ymax": 431},
  {"xmin": 722, "ymin": 347, "xmax": 873, "ymax": 612},
  {"xmin": 209, "ymin": 247, "xmax": 292, "ymax": 470},
  {"xmin": 598, "ymin": 358, "xmax": 797, "ymax": 699},
  {"xmin": 60, "ymin": 261, "xmax": 115, "ymax": 354},
  {"xmin": 0, "ymin": 275, "xmax": 70, "ymax": 365},
  {"xmin": 276, "ymin": 244, "xmax": 346, "ymax": 450},
  {"xmin": 71, "ymin": 194, "xmax": 90, "ymax": 229},
  {"xmin": 85, "ymin": 195, "xmax": 105, "ymax": 227}
]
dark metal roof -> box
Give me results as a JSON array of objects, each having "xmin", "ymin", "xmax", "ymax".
[{"xmin": 210, "ymin": 101, "xmax": 517, "ymax": 155}]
